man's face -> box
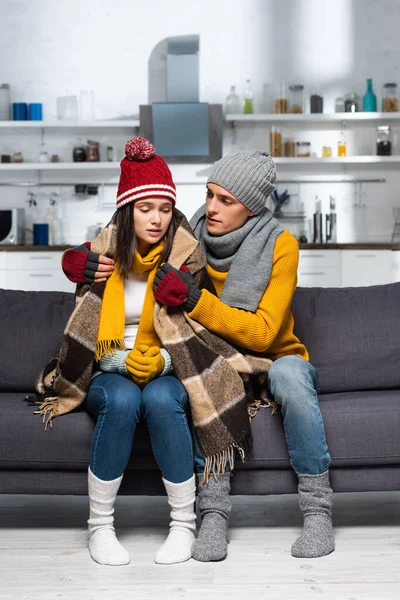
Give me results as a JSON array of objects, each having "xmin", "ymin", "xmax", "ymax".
[{"xmin": 205, "ymin": 183, "xmax": 254, "ymax": 235}]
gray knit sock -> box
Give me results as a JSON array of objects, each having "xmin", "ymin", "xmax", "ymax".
[
  {"xmin": 192, "ymin": 472, "xmax": 231, "ymax": 562},
  {"xmin": 291, "ymin": 470, "xmax": 335, "ymax": 558}
]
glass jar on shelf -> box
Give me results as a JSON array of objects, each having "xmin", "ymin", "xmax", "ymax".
[
  {"xmin": 262, "ymin": 83, "xmax": 274, "ymax": 113},
  {"xmin": 284, "ymin": 139, "xmax": 295, "ymax": 157},
  {"xmin": 86, "ymin": 139, "xmax": 100, "ymax": 162},
  {"xmin": 382, "ymin": 83, "xmax": 398, "ymax": 112},
  {"xmin": 296, "ymin": 141, "xmax": 311, "ymax": 157},
  {"xmin": 269, "ymin": 126, "xmax": 282, "ymax": 157},
  {"xmin": 243, "ymin": 79, "xmax": 253, "ymax": 114},
  {"xmin": 322, "ymin": 146, "xmax": 332, "ymax": 157},
  {"xmin": 11, "ymin": 151, "xmax": 23, "ymax": 163},
  {"xmin": 335, "ymin": 96, "xmax": 345, "ymax": 112},
  {"xmin": 274, "ymin": 80, "xmax": 288, "ymax": 114},
  {"xmin": 344, "ymin": 92, "xmax": 358, "ymax": 112},
  {"xmin": 310, "ymin": 85, "xmax": 323, "ymax": 113},
  {"xmin": 288, "ymin": 85, "xmax": 304, "ymax": 113},
  {"xmin": 376, "ymin": 125, "xmax": 392, "ymax": 155},
  {"xmin": 73, "ymin": 139, "xmax": 86, "ymax": 162}
]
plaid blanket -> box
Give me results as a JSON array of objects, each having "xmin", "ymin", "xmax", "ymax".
[
  {"xmin": 153, "ymin": 219, "xmax": 276, "ymax": 480},
  {"xmin": 26, "ymin": 215, "xmax": 118, "ymax": 430}
]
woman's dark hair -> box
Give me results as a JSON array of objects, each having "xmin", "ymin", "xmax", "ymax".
[{"xmin": 115, "ymin": 204, "xmax": 181, "ymax": 278}]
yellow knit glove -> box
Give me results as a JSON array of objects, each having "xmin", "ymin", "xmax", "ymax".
[{"xmin": 125, "ymin": 344, "xmax": 165, "ymax": 386}]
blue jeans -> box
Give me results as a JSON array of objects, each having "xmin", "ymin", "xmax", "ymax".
[
  {"xmin": 194, "ymin": 355, "xmax": 331, "ymax": 476},
  {"xmin": 84, "ymin": 373, "xmax": 193, "ymax": 483}
]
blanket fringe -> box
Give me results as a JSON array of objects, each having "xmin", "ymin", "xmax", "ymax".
[
  {"xmin": 25, "ymin": 396, "xmax": 59, "ymax": 431},
  {"xmin": 248, "ymin": 399, "xmax": 279, "ymax": 419}
]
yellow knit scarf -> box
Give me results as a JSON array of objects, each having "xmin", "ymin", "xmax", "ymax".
[{"xmin": 95, "ymin": 240, "xmax": 164, "ymax": 360}]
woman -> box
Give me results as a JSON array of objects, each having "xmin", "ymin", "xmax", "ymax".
[{"xmin": 34, "ymin": 137, "xmax": 196, "ymax": 567}]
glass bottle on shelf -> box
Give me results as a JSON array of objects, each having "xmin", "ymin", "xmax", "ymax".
[
  {"xmin": 310, "ymin": 85, "xmax": 323, "ymax": 113},
  {"xmin": 288, "ymin": 85, "xmax": 304, "ymax": 113},
  {"xmin": 376, "ymin": 125, "xmax": 392, "ymax": 155},
  {"xmin": 337, "ymin": 130, "xmax": 347, "ymax": 156},
  {"xmin": 275, "ymin": 80, "xmax": 288, "ymax": 114},
  {"xmin": 363, "ymin": 78, "xmax": 377, "ymax": 112},
  {"xmin": 243, "ymin": 80, "xmax": 253, "ymax": 114},
  {"xmin": 224, "ymin": 85, "xmax": 241, "ymax": 115},
  {"xmin": 269, "ymin": 126, "xmax": 282, "ymax": 157},
  {"xmin": 382, "ymin": 83, "xmax": 398, "ymax": 112},
  {"xmin": 284, "ymin": 139, "xmax": 295, "ymax": 157}
]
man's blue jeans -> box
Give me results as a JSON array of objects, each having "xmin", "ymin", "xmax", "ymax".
[
  {"xmin": 84, "ymin": 373, "xmax": 193, "ymax": 483},
  {"xmin": 194, "ymin": 355, "xmax": 331, "ymax": 476}
]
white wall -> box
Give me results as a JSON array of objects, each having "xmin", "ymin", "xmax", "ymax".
[{"xmin": 1, "ymin": 0, "xmax": 400, "ymax": 244}]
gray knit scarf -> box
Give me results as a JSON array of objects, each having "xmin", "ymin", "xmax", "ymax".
[{"xmin": 190, "ymin": 204, "xmax": 284, "ymax": 312}]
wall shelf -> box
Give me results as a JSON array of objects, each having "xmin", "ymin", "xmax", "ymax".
[
  {"xmin": 0, "ymin": 162, "xmax": 121, "ymax": 171},
  {"xmin": 225, "ymin": 112, "xmax": 400, "ymax": 123},
  {"xmin": 0, "ymin": 120, "xmax": 140, "ymax": 129}
]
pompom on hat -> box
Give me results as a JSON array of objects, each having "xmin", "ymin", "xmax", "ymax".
[{"xmin": 116, "ymin": 137, "xmax": 176, "ymax": 209}]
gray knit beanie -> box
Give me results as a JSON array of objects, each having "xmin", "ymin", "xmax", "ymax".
[{"xmin": 207, "ymin": 150, "xmax": 276, "ymax": 214}]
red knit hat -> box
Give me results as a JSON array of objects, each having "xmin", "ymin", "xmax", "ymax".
[{"xmin": 116, "ymin": 137, "xmax": 176, "ymax": 209}]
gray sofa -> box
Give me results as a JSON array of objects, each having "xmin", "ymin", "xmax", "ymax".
[{"xmin": 1, "ymin": 284, "xmax": 400, "ymax": 496}]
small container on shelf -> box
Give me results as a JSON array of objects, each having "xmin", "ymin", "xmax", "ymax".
[
  {"xmin": 224, "ymin": 85, "xmax": 241, "ymax": 115},
  {"xmin": 270, "ymin": 126, "xmax": 282, "ymax": 157},
  {"xmin": 322, "ymin": 146, "xmax": 332, "ymax": 157},
  {"xmin": 284, "ymin": 139, "xmax": 295, "ymax": 157},
  {"xmin": 73, "ymin": 139, "xmax": 86, "ymax": 162},
  {"xmin": 288, "ymin": 85, "xmax": 304, "ymax": 113},
  {"xmin": 274, "ymin": 80, "xmax": 288, "ymax": 114},
  {"xmin": 335, "ymin": 96, "xmax": 345, "ymax": 112},
  {"xmin": 344, "ymin": 93, "xmax": 358, "ymax": 112},
  {"xmin": 296, "ymin": 141, "xmax": 311, "ymax": 157},
  {"xmin": 86, "ymin": 140, "xmax": 100, "ymax": 162},
  {"xmin": 310, "ymin": 86, "xmax": 323, "ymax": 113},
  {"xmin": 337, "ymin": 136, "xmax": 347, "ymax": 157},
  {"xmin": 382, "ymin": 83, "xmax": 398, "ymax": 112},
  {"xmin": 376, "ymin": 125, "xmax": 392, "ymax": 155},
  {"xmin": 11, "ymin": 152, "xmax": 23, "ymax": 163},
  {"xmin": 262, "ymin": 83, "xmax": 274, "ymax": 113},
  {"xmin": 243, "ymin": 79, "xmax": 253, "ymax": 114}
]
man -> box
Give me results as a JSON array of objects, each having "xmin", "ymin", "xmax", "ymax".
[{"xmin": 153, "ymin": 150, "xmax": 334, "ymax": 562}]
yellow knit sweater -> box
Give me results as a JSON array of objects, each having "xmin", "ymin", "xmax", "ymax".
[{"xmin": 188, "ymin": 230, "xmax": 308, "ymax": 361}]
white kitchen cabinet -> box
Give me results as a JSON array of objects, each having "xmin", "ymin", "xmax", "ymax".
[
  {"xmin": 1, "ymin": 251, "xmax": 75, "ymax": 293},
  {"xmin": 298, "ymin": 250, "xmax": 341, "ymax": 287},
  {"xmin": 0, "ymin": 253, "xmax": 7, "ymax": 288},
  {"xmin": 341, "ymin": 250, "xmax": 393, "ymax": 287}
]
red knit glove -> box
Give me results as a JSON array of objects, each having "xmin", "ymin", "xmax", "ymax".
[{"xmin": 153, "ymin": 264, "xmax": 201, "ymax": 310}]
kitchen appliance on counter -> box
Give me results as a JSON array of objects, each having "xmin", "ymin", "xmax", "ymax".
[
  {"xmin": 0, "ymin": 208, "xmax": 25, "ymax": 244},
  {"xmin": 325, "ymin": 196, "xmax": 337, "ymax": 243}
]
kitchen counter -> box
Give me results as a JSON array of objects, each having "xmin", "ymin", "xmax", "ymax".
[
  {"xmin": 0, "ymin": 245, "xmax": 71, "ymax": 251},
  {"xmin": 299, "ymin": 243, "xmax": 400, "ymax": 250},
  {"xmin": 2, "ymin": 243, "xmax": 400, "ymax": 251}
]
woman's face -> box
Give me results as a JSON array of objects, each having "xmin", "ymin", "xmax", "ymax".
[{"xmin": 133, "ymin": 198, "xmax": 173, "ymax": 251}]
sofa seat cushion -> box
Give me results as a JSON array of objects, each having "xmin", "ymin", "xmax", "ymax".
[
  {"xmin": 0, "ymin": 393, "xmax": 158, "ymax": 471},
  {"xmin": 1, "ymin": 389, "xmax": 399, "ymax": 471},
  {"xmin": 238, "ymin": 388, "xmax": 400, "ymax": 470}
]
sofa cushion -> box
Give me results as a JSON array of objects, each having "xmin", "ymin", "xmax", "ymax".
[
  {"xmin": 0, "ymin": 392, "xmax": 158, "ymax": 471},
  {"xmin": 243, "ymin": 388, "xmax": 400, "ymax": 469},
  {"xmin": 2, "ymin": 389, "xmax": 399, "ymax": 471},
  {"xmin": 291, "ymin": 283, "xmax": 400, "ymax": 393},
  {"xmin": 0, "ymin": 289, "xmax": 75, "ymax": 392}
]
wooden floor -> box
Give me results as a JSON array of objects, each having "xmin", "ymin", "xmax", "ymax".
[{"xmin": 0, "ymin": 491, "xmax": 399, "ymax": 600}]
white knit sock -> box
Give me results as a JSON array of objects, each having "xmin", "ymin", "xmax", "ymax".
[
  {"xmin": 87, "ymin": 468, "xmax": 130, "ymax": 566},
  {"xmin": 154, "ymin": 475, "xmax": 196, "ymax": 565}
]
